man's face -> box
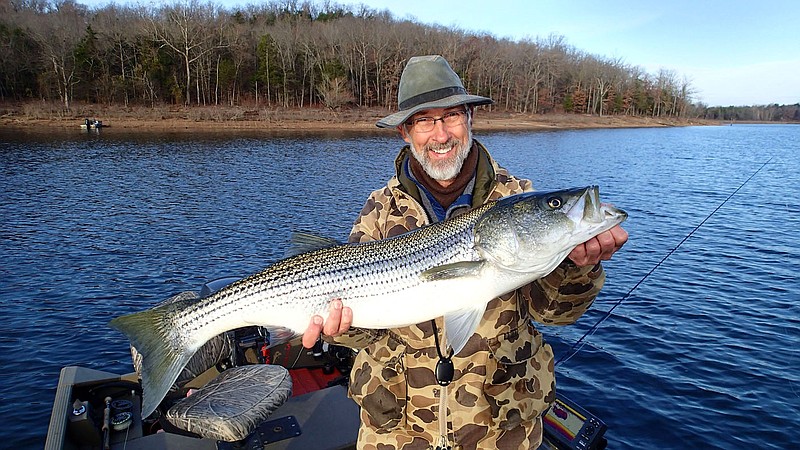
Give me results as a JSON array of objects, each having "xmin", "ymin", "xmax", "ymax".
[{"xmin": 399, "ymin": 106, "xmax": 473, "ymax": 183}]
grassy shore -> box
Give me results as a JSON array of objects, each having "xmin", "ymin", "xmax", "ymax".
[{"xmin": 0, "ymin": 103, "xmax": 719, "ymax": 133}]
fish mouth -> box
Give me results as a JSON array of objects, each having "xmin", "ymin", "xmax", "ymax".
[{"xmin": 568, "ymin": 186, "xmax": 627, "ymax": 228}]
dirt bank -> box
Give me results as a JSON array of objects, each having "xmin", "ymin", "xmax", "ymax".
[{"xmin": 0, "ymin": 103, "xmax": 718, "ymax": 133}]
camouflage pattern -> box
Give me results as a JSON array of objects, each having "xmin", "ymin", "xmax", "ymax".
[{"xmin": 335, "ymin": 141, "xmax": 605, "ymax": 450}]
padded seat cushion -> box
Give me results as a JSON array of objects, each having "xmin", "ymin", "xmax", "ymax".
[{"xmin": 166, "ymin": 364, "xmax": 293, "ymax": 442}]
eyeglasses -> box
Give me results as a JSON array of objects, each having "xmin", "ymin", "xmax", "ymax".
[{"xmin": 406, "ymin": 109, "xmax": 468, "ymax": 133}]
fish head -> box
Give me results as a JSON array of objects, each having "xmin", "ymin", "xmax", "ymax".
[{"xmin": 474, "ymin": 186, "xmax": 627, "ymax": 274}]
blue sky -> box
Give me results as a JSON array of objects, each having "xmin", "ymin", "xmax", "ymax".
[
  {"xmin": 81, "ymin": 0, "xmax": 799, "ymax": 106},
  {"xmin": 361, "ymin": 0, "xmax": 799, "ymax": 107}
]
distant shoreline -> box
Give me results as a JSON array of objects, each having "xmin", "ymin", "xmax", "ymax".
[{"xmin": 0, "ymin": 104, "xmax": 723, "ymax": 134}]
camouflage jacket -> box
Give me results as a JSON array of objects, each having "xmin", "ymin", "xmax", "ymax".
[{"xmin": 336, "ymin": 141, "xmax": 605, "ymax": 450}]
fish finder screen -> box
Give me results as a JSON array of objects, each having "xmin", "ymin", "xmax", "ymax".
[{"xmin": 544, "ymin": 400, "xmax": 586, "ymax": 440}]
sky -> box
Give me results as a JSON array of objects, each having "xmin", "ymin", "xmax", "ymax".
[
  {"xmin": 358, "ymin": 0, "xmax": 800, "ymax": 107},
  {"xmin": 81, "ymin": 0, "xmax": 800, "ymax": 107}
]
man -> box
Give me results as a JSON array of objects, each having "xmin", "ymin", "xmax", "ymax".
[{"xmin": 303, "ymin": 55, "xmax": 628, "ymax": 450}]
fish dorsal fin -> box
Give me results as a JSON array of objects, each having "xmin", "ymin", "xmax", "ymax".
[
  {"xmin": 443, "ymin": 306, "xmax": 486, "ymax": 355},
  {"xmin": 420, "ymin": 261, "xmax": 485, "ymax": 282},
  {"xmin": 285, "ymin": 232, "xmax": 341, "ymax": 257}
]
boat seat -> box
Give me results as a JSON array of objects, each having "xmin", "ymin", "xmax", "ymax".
[{"xmin": 165, "ymin": 364, "xmax": 293, "ymax": 442}]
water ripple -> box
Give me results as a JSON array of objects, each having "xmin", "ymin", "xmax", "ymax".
[{"xmin": 2, "ymin": 125, "xmax": 799, "ymax": 449}]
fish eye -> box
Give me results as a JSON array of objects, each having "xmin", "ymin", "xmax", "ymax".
[{"xmin": 547, "ymin": 197, "xmax": 563, "ymax": 209}]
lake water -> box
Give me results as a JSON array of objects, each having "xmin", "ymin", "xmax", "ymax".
[{"xmin": 1, "ymin": 124, "xmax": 798, "ymax": 449}]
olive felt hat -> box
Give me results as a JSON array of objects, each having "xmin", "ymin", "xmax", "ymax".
[{"xmin": 376, "ymin": 55, "xmax": 493, "ymax": 128}]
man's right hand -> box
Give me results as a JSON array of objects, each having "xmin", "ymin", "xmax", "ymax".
[{"xmin": 301, "ymin": 299, "xmax": 353, "ymax": 348}]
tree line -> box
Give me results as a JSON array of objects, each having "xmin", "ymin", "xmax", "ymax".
[
  {"xmin": 702, "ymin": 104, "xmax": 799, "ymax": 122},
  {"xmin": 1, "ymin": 0, "xmax": 796, "ymax": 122}
]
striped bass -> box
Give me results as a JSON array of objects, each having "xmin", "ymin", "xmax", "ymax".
[{"xmin": 110, "ymin": 186, "xmax": 627, "ymax": 417}]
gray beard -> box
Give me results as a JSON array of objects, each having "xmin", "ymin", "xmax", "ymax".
[{"xmin": 409, "ymin": 129, "xmax": 473, "ymax": 181}]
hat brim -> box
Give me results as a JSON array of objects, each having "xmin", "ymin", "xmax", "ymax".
[{"xmin": 376, "ymin": 94, "xmax": 493, "ymax": 128}]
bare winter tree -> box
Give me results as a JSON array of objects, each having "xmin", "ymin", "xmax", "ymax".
[
  {"xmin": 92, "ymin": 4, "xmax": 144, "ymax": 106},
  {"xmin": 23, "ymin": 0, "xmax": 89, "ymax": 110},
  {"xmin": 317, "ymin": 73, "xmax": 354, "ymax": 109},
  {"xmin": 147, "ymin": 0, "xmax": 228, "ymax": 105}
]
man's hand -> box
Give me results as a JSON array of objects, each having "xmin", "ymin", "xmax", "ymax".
[
  {"xmin": 568, "ymin": 225, "xmax": 628, "ymax": 267},
  {"xmin": 301, "ymin": 299, "xmax": 353, "ymax": 348}
]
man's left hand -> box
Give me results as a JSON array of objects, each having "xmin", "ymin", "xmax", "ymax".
[{"xmin": 568, "ymin": 225, "xmax": 628, "ymax": 267}]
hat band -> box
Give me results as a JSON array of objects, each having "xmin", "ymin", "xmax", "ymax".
[{"xmin": 399, "ymin": 86, "xmax": 468, "ymax": 111}]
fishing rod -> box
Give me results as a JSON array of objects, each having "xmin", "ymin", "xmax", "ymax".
[{"xmin": 554, "ymin": 157, "xmax": 774, "ymax": 368}]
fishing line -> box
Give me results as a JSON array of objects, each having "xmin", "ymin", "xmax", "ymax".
[
  {"xmin": 554, "ymin": 157, "xmax": 773, "ymax": 368},
  {"xmin": 289, "ymin": 343, "xmax": 304, "ymax": 369}
]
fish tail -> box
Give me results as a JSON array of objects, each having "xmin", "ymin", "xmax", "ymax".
[{"xmin": 109, "ymin": 304, "xmax": 196, "ymax": 418}]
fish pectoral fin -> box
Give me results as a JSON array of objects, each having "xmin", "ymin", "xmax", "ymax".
[
  {"xmin": 264, "ymin": 326, "xmax": 299, "ymax": 347},
  {"xmin": 285, "ymin": 232, "xmax": 342, "ymax": 257},
  {"xmin": 238, "ymin": 321, "xmax": 300, "ymax": 348},
  {"xmin": 443, "ymin": 306, "xmax": 486, "ymax": 355},
  {"xmin": 420, "ymin": 261, "xmax": 486, "ymax": 282}
]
